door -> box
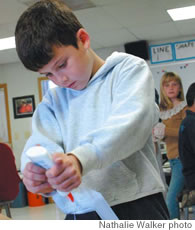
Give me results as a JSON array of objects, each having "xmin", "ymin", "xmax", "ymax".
[{"xmin": 0, "ymin": 84, "xmax": 12, "ymax": 144}]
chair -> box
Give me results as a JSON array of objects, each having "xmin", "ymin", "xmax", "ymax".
[
  {"xmin": 0, "ymin": 200, "xmax": 13, "ymax": 218},
  {"xmin": 0, "ymin": 143, "xmax": 21, "ymax": 218}
]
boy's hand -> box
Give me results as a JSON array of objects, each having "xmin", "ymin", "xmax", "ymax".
[
  {"xmin": 23, "ymin": 162, "xmax": 54, "ymax": 194},
  {"xmin": 46, "ymin": 153, "xmax": 82, "ymax": 193}
]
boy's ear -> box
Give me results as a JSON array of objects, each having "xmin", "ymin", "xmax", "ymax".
[{"xmin": 77, "ymin": 28, "xmax": 90, "ymax": 49}]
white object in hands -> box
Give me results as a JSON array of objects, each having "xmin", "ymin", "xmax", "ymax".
[
  {"xmin": 26, "ymin": 146, "xmax": 69, "ymax": 197},
  {"xmin": 26, "ymin": 146, "xmax": 118, "ymax": 219},
  {"xmin": 153, "ymin": 122, "xmax": 165, "ymax": 140}
]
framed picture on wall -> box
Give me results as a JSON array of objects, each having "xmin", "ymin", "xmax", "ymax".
[{"xmin": 12, "ymin": 95, "xmax": 35, "ymax": 119}]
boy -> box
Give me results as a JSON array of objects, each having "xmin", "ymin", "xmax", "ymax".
[
  {"xmin": 179, "ymin": 83, "xmax": 195, "ymax": 193},
  {"xmin": 15, "ymin": 0, "xmax": 169, "ymax": 219}
]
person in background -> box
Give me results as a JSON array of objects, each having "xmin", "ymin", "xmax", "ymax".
[
  {"xmin": 153, "ymin": 72, "xmax": 188, "ymax": 219},
  {"xmin": 15, "ymin": 0, "xmax": 169, "ymax": 220},
  {"xmin": 179, "ymin": 83, "xmax": 195, "ymax": 199}
]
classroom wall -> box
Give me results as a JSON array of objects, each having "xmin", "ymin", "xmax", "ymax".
[
  {"xmin": 150, "ymin": 60, "xmax": 195, "ymax": 96},
  {"xmin": 0, "ymin": 36, "xmax": 194, "ymax": 170},
  {"xmin": 148, "ymin": 35, "xmax": 195, "ymax": 96},
  {"xmin": 95, "ymin": 45, "xmax": 125, "ymax": 59},
  {"xmin": 0, "ymin": 62, "xmax": 40, "ymax": 169},
  {"xmin": 0, "ymin": 67, "xmax": 5, "ymax": 83}
]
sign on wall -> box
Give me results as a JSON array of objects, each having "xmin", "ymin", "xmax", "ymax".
[
  {"xmin": 149, "ymin": 43, "xmax": 174, "ymax": 64},
  {"xmin": 174, "ymin": 40, "xmax": 195, "ymax": 61}
]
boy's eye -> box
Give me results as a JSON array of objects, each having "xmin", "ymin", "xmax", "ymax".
[
  {"xmin": 58, "ymin": 61, "xmax": 67, "ymax": 69},
  {"xmin": 46, "ymin": 73, "xmax": 53, "ymax": 77}
]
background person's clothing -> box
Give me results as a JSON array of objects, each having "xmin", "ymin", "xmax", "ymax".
[
  {"xmin": 179, "ymin": 110, "xmax": 195, "ymax": 190},
  {"xmin": 21, "ymin": 52, "xmax": 165, "ymax": 215},
  {"xmin": 166, "ymin": 158, "xmax": 184, "ymax": 219},
  {"xmin": 160, "ymin": 102, "xmax": 187, "ymax": 160},
  {"xmin": 65, "ymin": 193, "xmax": 169, "ymax": 220},
  {"xmin": 154, "ymin": 141, "xmax": 168, "ymax": 194},
  {"xmin": 160, "ymin": 102, "xmax": 187, "ymax": 219},
  {"xmin": 0, "ymin": 143, "xmax": 20, "ymax": 201}
]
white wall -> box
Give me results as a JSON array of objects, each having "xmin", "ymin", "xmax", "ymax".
[
  {"xmin": 0, "ymin": 67, "xmax": 5, "ymax": 83},
  {"xmin": 0, "ymin": 36, "xmax": 194, "ymax": 170},
  {"xmin": 0, "ymin": 62, "xmax": 40, "ymax": 169}
]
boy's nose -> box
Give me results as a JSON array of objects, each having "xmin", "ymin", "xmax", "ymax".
[
  {"xmin": 57, "ymin": 74, "xmax": 68, "ymax": 83},
  {"xmin": 62, "ymin": 75, "xmax": 68, "ymax": 82}
]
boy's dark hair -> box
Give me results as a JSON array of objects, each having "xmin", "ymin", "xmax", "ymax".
[
  {"xmin": 186, "ymin": 82, "xmax": 195, "ymax": 107},
  {"xmin": 15, "ymin": 0, "xmax": 83, "ymax": 71}
]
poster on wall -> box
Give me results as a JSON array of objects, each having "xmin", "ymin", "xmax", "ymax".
[
  {"xmin": 149, "ymin": 43, "xmax": 174, "ymax": 64},
  {"xmin": 12, "ymin": 95, "xmax": 35, "ymax": 119},
  {"xmin": 174, "ymin": 40, "xmax": 195, "ymax": 61}
]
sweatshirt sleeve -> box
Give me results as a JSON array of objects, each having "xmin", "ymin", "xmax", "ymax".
[
  {"xmin": 71, "ymin": 59, "xmax": 158, "ymax": 175},
  {"xmin": 20, "ymin": 92, "xmax": 65, "ymax": 172}
]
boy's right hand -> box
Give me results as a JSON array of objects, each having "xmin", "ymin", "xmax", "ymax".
[{"xmin": 23, "ymin": 162, "xmax": 54, "ymax": 194}]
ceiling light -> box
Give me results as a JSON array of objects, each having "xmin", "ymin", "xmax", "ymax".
[
  {"xmin": 167, "ymin": 5, "xmax": 195, "ymax": 21},
  {"xmin": 0, "ymin": 36, "xmax": 15, "ymax": 51}
]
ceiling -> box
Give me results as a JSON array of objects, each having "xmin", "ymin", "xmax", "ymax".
[{"xmin": 0, "ymin": 0, "xmax": 195, "ymax": 65}]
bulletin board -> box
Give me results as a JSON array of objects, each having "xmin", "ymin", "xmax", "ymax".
[{"xmin": 150, "ymin": 60, "xmax": 195, "ymax": 96}]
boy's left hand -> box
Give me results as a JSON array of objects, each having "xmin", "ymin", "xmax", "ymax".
[{"xmin": 45, "ymin": 153, "xmax": 82, "ymax": 193}]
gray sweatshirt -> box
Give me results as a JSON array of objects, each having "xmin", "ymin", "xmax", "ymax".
[{"xmin": 21, "ymin": 52, "xmax": 165, "ymax": 214}]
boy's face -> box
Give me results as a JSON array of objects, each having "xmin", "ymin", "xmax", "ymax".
[{"xmin": 38, "ymin": 30, "xmax": 94, "ymax": 90}]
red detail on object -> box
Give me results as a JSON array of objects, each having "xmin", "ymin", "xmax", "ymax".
[{"xmin": 67, "ymin": 193, "xmax": 74, "ymax": 202}]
